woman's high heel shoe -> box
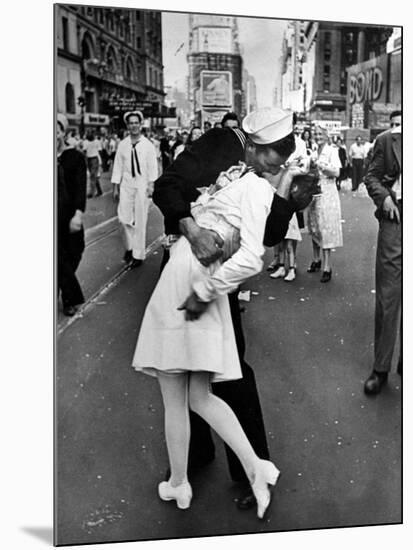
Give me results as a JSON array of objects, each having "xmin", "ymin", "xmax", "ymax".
[
  {"xmin": 158, "ymin": 479, "xmax": 193, "ymax": 509},
  {"xmin": 320, "ymin": 269, "xmax": 332, "ymax": 283},
  {"xmin": 307, "ymin": 260, "xmax": 321, "ymax": 273},
  {"xmin": 251, "ymin": 460, "xmax": 280, "ymax": 520}
]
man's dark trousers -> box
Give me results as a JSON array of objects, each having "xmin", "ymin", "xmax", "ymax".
[
  {"xmin": 373, "ymin": 203, "xmax": 402, "ymax": 373},
  {"xmin": 351, "ymin": 158, "xmax": 364, "ymax": 191},
  {"xmin": 160, "ymin": 248, "xmax": 270, "ymax": 483},
  {"xmin": 58, "ymin": 228, "xmax": 85, "ymax": 308}
]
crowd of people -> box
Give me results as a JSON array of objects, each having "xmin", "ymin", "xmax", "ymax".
[{"xmin": 57, "ymin": 105, "xmax": 401, "ymax": 520}]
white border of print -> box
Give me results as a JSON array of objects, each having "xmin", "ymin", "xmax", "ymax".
[{"xmin": 2, "ymin": 0, "xmax": 409, "ymax": 549}]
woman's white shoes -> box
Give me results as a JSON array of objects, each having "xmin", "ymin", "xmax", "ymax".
[
  {"xmin": 284, "ymin": 267, "xmax": 296, "ymax": 282},
  {"xmin": 158, "ymin": 480, "xmax": 193, "ymax": 509},
  {"xmin": 251, "ymin": 460, "xmax": 280, "ymax": 520},
  {"xmin": 158, "ymin": 462, "xmax": 280, "ymax": 518},
  {"xmin": 270, "ymin": 266, "xmax": 286, "ymax": 279}
]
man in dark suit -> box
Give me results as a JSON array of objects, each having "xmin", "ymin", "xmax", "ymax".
[
  {"xmin": 364, "ymin": 110, "xmax": 402, "ymax": 395},
  {"xmin": 153, "ymin": 108, "xmax": 298, "ymax": 509},
  {"xmin": 57, "ymin": 113, "xmax": 87, "ymax": 316}
]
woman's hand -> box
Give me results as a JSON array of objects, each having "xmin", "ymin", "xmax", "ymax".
[
  {"xmin": 112, "ymin": 184, "xmax": 120, "ymax": 202},
  {"xmin": 268, "ymin": 160, "xmax": 308, "ymax": 200},
  {"xmin": 177, "ymin": 291, "xmax": 209, "ymax": 321},
  {"xmin": 317, "ymin": 161, "xmax": 339, "ymax": 178}
]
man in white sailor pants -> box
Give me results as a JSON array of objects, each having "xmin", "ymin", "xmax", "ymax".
[{"xmin": 112, "ymin": 111, "xmax": 158, "ymax": 267}]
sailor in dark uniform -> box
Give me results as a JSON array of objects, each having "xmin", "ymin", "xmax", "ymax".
[{"xmin": 57, "ymin": 113, "xmax": 87, "ymax": 317}]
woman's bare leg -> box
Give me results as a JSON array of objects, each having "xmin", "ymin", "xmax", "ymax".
[
  {"xmin": 312, "ymin": 240, "xmax": 321, "ymax": 262},
  {"xmin": 322, "ymin": 248, "xmax": 331, "ymax": 271},
  {"xmin": 188, "ymin": 372, "xmax": 259, "ymax": 482},
  {"xmin": 157, "ymin": 372, "xmax": 190, "ymax": 487}
]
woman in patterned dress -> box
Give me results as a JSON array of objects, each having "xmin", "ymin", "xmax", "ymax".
[{"xmin": 307, "ymin": 125, "xmax": 343, "ymax": 283}]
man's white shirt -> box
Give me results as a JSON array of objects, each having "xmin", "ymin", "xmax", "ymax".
[{"xmin": 111, "ymin": 135, "xmax": 158, "ymax": 187}]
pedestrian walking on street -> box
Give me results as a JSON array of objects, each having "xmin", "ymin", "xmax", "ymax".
[
  {"xmin": 188, "ymin": 126, "xmax": 202, "ymax": 144},
  {"xmin": 57, "ymin": 113, "xmax": 87, "ymax": 316},
  {"xmin": 159, "ymin": 128, "xmax": 172, "ymax": 172},
  {"xmin": 335, "ymin": 136, "xmax": 348, "ymax": 190},
  {"xmin": 270, "ymin": 117, "xmax": 309, "ymax": 282},
  {"xmin": 107, "ymin": 133, "xmax": 118, "ymax": 170},
  {"xmin": 173, "ymin": 130, "xmax": 189, "ymax": 160},
  {"xmin": 152, "ymin": 107, "xmax": 298, "ymax": 512},
  {"xmin": 111, "ymin": 111, "xmax": 158, "ymax": 268},
  {"xmin": 307, "ymin": 125, "xmax": 342, "ymax": 283},
  {"xmin": 348, "ymin": 135, "xmax": 366, "ymax": 191},
  {"xmin": 83, "ymin": 131, "xmax": 103, "ymax": 197},
  {"xmin": 363, "ymin": 110, "xmax": 402, "ymax": 395},
  {"xmin": 133, "ymin": 108, "xmax": 304, "ymax": 519}
]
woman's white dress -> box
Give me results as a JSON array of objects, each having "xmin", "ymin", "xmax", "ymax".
[
  {"xmin": 285, "ymin": 213, "xmax": 301, "ymax": 241},
  {"xmin": 132, "ymin": 172, "xmax": 274, "ymax": 382},
  {"xmin": 307, "ymin": 144, "xmax": 343, "ymax": 249}
]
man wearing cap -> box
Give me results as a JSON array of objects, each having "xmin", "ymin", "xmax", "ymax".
[
  {"xmin": 153, "ymin": 107, "xmax": 298, "ymax": 510},
  {"xmin": 57, "ymin": 113, "xmax": 87, "ymax": 316},
  {"xmin": 111, "ymin": 111, "xmax": 158, "ymax": 268}
]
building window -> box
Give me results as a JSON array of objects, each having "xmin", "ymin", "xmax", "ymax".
[
  {"xmin": 62, "ymin": 17, "xmax": 69, "ymax": 50},
  {"xmin": 99, "ymin": 11, "xmax": 104, "ymax": 24},
  {"xmin": 106, "ymin": 47, "xmax": 117, "ymax": 72},
  {"xmin": 136, "ymin": 11, "xmax": 141, "ymax": 20},
  {"xmin": 125, "ymin": 58, "xmax": 134, "ymax": 81},
  {"xmin": 149, "ymin": 67, "xmax": 153, "ymax": 87},
  {"xmin": 137, "ymin": 36, "xmax": 141, "ymax": 49},
  {"xmin": 65, "ymin": 83, "xmax": 75, "ymax": 114},
  {"xmin": 85, "ymin": 90, "xmax": 94, "ymax": 113},
  {"xmin": 81, "ymin": 34, "xmax": 93, "ymax": 60},
  {"xmin": 86, "ymin": 7, "xmax": 93, "ymax": 18},
  {"xmin": 323, "ymin": 64, "xmax": 330, "ymax": 92}
]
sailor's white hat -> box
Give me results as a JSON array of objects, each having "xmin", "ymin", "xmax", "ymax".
[
  {"xmin": 242, "ymin": 107, "xmax": 293, "ymax": 145},
  {"xmin": 123, "ymin": 110, "xmax": 144, "ymax": 124}
]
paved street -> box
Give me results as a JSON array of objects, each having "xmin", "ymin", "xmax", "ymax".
[{"xmin": 56, "ymin": 183, "xmax": 401, "ymax": 546}]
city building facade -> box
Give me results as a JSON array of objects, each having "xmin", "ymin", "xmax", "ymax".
[
  {"xmin": 56, "ymin": 5, "xmax": 169, "ymax": 133},
  {"xmin": 187, "ymin": 14, "xmax": 243, "ymax": 126},
  {"xmin": 280, "ymin": 21, "xmax": 307, "ymax": 114},
  {"xmin": 278, "ymin": 21, "xmax": 397, "ymax": 137},
  {"xmin": 346, "ymin": 29, "xmax": 401, "ymax": 135},
  {"xmin": 242, "ymin": 70, "xmax": 257, "ymax": 116}
]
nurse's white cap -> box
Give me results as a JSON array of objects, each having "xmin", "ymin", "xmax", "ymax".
[{"xmin": 242, "ymin": 107, "xmax": 293, "ymax": 145}]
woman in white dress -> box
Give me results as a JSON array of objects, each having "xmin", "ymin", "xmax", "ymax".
[
  {"xmin": 133, "ymin": 109, "xmax": 301, "ymax": 519},
  {"xmin": 307, "ymin": 125, "xmax": 343, "ymax": 283}
]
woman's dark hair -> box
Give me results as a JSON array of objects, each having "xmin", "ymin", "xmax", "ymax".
[
  {"xmin": 221, "ymin": 111, "xmax": 240, "ymax": 127},
  {"xmin": 254, "ymin": 132, "xmax": 296, "ymax": 159},
  {"xmin": 188, "ymin": 126, "xmax": 201, "ymax": 143},
  {"xmin": 390, "ymin": 109, "xmax": 401, "ymax": 119},
  {"xmin": 301, "ymin": 127, "xmax": 312, "ymax": 141}
]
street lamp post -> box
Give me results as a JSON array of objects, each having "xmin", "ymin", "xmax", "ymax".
[{"xmin": 77, "ymin": 95, "xmax": 86, "ymax": 137}]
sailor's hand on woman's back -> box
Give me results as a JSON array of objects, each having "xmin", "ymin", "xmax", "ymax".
[{"xmin": 180, "ymin": 217, "xmax": 224, "ymax": 266}]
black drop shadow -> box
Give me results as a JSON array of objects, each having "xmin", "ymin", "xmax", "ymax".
[{"xmin": 21, "ymin": 527, "xmax": 53, "ymax": 545}]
